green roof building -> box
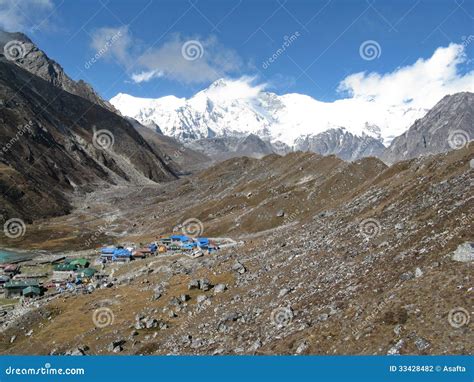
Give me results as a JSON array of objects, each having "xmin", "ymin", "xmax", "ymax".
[
  {"xmin": 4, "ymin": 279, "xmax": 40, "ymax": 298},
  {"xmin": 23, "ymin": 286, "xmax": 41, "ymax": 297}
]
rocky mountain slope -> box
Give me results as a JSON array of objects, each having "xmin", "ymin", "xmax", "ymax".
[
  {"xmin": 1, "ymin": 144, "xmax": 471, "ymax": 355},
  {"xmin": 382, "ymin": 92, "xmax": 474, "ymax": 164},
  {"xmin": 0, "ymin": 31, "xmax": 115, "ymax": 112},
  {"xmin": 294, "ymin": 128, "xmax": 385, "ymax": 161},
  {"xmin": 0, "ymin": 52, "xmax": 176, "ymax": 224}
]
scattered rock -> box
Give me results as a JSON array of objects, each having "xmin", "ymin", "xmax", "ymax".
[
  {"xmin": 295, "ymin": 341, "xmax": 309, "ymax": 354},
  {"xmin": 188, "ymin": 279, "xmax": 200, "ymax": 290},
  {"xmin": 249, "ymin": 339, "xmax": 262, "ymax": 352},
  {"xmin": 452, "ymin": 242, "xmax": 474, "ymax": 262},
  {"xmin": 108, "ymin": 339, "xmax": 125, "ymax": 353},
  {"xmin": 414, "ymin": 337, "xmax": 431, "ymax": 351},
  {"xmin": 169, "ymin": 297, "xmax": 181, "ymax": 306},
  {"xmin": 387, "ymin": 339, "xmax": 405, "ymax": 355},
  {"xmin": 144, "ymin": 318, "xmax": 159, "ymax": 329},
  {"xmin": 199, "ymin": 279, "xmax": 213, "ymax": 291},
  {"xmin": 400, "ymin": 271, "xmax": 414, "ymax": 281},
  {"xmin": 214, "ymin": 284, "xmax": 227, "ymax": 294},
  {"xmin": 395, "ymin": 223, "xmax": 405, "ymax": 230},
  {"xmin": 232, "ymin": 262, "xmax": 246, "ymax": 274}
]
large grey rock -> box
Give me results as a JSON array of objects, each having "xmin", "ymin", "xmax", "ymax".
[{"xmin": 452, "ymin": 242, "xmax": 474, "ymax": 262}]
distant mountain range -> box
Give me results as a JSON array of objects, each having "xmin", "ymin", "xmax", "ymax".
[{"xmin": 110, "ymin": 79, "xmax": 473, "ymax": 162}]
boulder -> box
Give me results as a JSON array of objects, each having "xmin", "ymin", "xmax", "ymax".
[{"xmin": 452, "ymin": 242, "xmax": 474, "ymax": 262}]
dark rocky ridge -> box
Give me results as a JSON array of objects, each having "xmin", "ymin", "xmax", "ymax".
[
  {"xmin": 0, "ymin": 55, "xmax": 177, "ymax": 224},
  {"xmin": 0, "ymin": 30, "xmax": 115, "ymax": 112}
]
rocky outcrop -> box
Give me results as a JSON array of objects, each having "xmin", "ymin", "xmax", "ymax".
[{"xmin": 381, "ymin": 92, "xmax": 474, "ymax": 164}]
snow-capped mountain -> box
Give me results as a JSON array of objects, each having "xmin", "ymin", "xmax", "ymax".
[{"xmin": 110, "ymin": 78, "xmax": 432, "ymax": 155}]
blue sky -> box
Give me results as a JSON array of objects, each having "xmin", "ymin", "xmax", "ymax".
[{"xmin": 1, "ymin": 0, "xmax": 473, "ymax": 101}]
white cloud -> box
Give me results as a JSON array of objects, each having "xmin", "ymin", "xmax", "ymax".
[
  {"xmin": 234, "ymin": 43, "xmax": 473, "ymax": 143},
  {"xmin": 89, "ymin": 25, "xmax": 134, "ymax": 68},
  {"xmin": 133, "ymin": 34, "xmax": 242, "ymax": 84},
  {"xmin": 203, "ymin": 76, "xmax": 267, "ymax": 101},
  {"xmin": 131, "ymin": 69, "xmax": 163, "ymax": 83},
  {"xmin": 338, "ymin": 43, "xmax": 473, "ymax": 107},
  {"xmin": 88, "ymin": 27, "xmax": 243, "ymax": 84},
  {"xmin": 0, "ymin": 0, "xmax": 53, "ymax": 32}
]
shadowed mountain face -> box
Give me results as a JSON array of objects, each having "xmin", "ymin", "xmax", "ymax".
[
  {"xmin": 0, "ymin": 54, "xmax": 177, "ymax": 224},
  {"xmin": 126, "ymin": 117, "xmax": 211, "ymax": 174},
  {"xmin": 382, "ymin": 92, "xmax": 474, "ymax": 164}
]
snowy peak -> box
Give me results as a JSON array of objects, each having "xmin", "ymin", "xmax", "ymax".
[{"xmin": 110, "ymin": 77, "xmax": 441, "ymax": 152}]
